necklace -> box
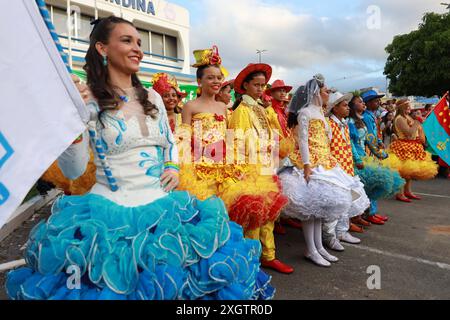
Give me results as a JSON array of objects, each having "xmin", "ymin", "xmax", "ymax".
[{"xmin": 119, "ymin": 95, "xmax": 130, "ymax": 103}]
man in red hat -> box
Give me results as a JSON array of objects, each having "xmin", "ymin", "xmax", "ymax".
[{"xmin": 265, "ymin": 80, "xmax": 303, "ymax": 235}]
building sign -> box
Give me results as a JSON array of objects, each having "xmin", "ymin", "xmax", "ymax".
[{"xmin": 106, "ymin": 0, "xmax": 156, "ymax": 16}]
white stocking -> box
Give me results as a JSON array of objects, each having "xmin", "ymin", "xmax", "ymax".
[
  {"xmin": 315, "ymin": 218, "xmax": 338, "ymax": 262},
  {"xmin": 302, "ymin": 218, "xmax": 317, "ymax": 255},
  {"xmin": 314, "ymin": 218, "xmax": 325, "ymax": 251},
  {"xmin": 302, "ymin": 218, "xmax": 332, "ymax": 266}
]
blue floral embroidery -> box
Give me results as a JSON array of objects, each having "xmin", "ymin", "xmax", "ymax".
[
  {"xmin": 139, "ymin": 147, "xmax": 164, "ymax": 178},
  {"xmin": 103, "ymin": 115, "xmax": 127, "ymax": 146},
  {"xmin": 100, "ymin": 136, "xmax": 109, "ymax": 152}
]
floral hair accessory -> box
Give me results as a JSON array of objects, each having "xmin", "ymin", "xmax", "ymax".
[
  {"xmin": 151, "ymin": 73, "xmax": 187, "ymax": 98},
  {"xmin": 192, "ymin": 45, "xmax": 229, "ymax": 78}
]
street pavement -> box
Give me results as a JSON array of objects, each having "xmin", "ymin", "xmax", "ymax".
[
  {"xmin": 267, "ymin": 178, "xmax": 450, "ymax": 300},
  {"xmin": 0, "ymin": 178, "xmax": 449, "ymax": 300}
]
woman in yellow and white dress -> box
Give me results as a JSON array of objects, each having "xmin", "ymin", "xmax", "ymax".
[
  {"xmin": 279, "ymin": 75, "xmax": 368, "ymax": 267},
  {"xmin": 385, "ymin": 99, "xmax": 438, "ymax": 201}
]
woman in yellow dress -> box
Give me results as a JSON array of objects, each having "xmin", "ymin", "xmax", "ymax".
[
  {"xmin": 151, "ymin": 72, "xmax": 185, "ymax": 133},
  {"xmin": 176, "ymin": 46, "xmax": 238, "ymax": 202},
  {"xmin": 226, "ymin": 63, "xmax": 292, "ymax": 274},
  {"xmin": 386, "ymin": 99, "xmax": 438, "ymax": 200}
]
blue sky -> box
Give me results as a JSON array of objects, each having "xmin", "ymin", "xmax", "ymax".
[{"xmin": 167, "ymin": 0, "xmax": 447, "ymax": 93}]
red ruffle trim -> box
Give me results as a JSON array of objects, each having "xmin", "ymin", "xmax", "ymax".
[
  {"xmin": 228, "ymin": 179, "xmax": 288, "ymax": 231},
  {"xmin": 228, "ymin": 195, "xmax": 267, "ymax": 231}
]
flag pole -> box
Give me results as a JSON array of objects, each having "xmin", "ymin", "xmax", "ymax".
[
  {"xmin": 66, "ymin": 0, "xmax": 73, "ymax": 69},
  {"xmin": 35, "ymin": 0, "xmax": 119, "ymax": 192}
]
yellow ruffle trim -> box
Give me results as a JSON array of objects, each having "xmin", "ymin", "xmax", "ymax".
[
  {"xmin": 218, "ymin": 165, "xmax": 281, "ymax": 209},
  {"xmin": 41, "ymin": 151, "xmax": 96, "ymax": 195},
  {"xmin": 382, "ymin": 152, "xmax": 438, "ymax": 180}
]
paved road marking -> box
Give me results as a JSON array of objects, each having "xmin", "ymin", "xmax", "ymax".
[
  {"xmin": 415, "ymin": 192, "xmax": 450, "ymax": 199},
  {"xmin": 429, "ymin": 225, "xmax": 450, "ymax": 236},
  {"xmin": 343, "ymin": 243, "xmax": 450, "ymax": 271},
  {"xmin": 0, "ymin": 259, "xmax": 26, "ymax": 273}
]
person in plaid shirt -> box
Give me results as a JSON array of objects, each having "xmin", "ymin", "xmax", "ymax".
[{"xmin": 322, "ymin": 92, "xmax": 370, "ymax": 250}]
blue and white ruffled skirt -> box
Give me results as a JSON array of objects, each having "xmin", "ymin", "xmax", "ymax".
[{"xmin": 6, "ymin": 191, "xmax": 274, "ymax": 300}]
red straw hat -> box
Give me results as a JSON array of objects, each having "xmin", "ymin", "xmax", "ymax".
[
  {"xmin": 221, "ymin": 79, "xmax": 234, "ymax": 89},
  {"xmin": 234, "ymin": 63, "xmax": 272, "ymax": 94},
  {"xmin": 151, "ymin": 73, "xmax": 187, "ymax": 98},
  {"xmin": 266, "ymin": 79, "xmax": 293, "ymax": 95}
]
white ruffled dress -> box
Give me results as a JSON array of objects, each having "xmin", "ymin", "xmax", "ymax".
[{"xmin": 278, "ymin": 104, "xmax": 369, "ymax": 221}]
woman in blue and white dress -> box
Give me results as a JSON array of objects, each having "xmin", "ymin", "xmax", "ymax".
[
  {"xmin": 347, "ymin": 94, "xmax": 404, "ymax": 225},
  {"xmin": 6, "ymin": 16, "xmax": 273, "ymax": 300}
]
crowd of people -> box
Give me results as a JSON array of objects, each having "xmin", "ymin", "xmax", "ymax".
[{"xmin": 5, "ymin": 16, "xmax": 443, "ymax": 300}]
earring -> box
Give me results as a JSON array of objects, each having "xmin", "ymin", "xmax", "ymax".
[{"xmin": 102, "ymin": 54, "xmax": 108, "ymax": 67}]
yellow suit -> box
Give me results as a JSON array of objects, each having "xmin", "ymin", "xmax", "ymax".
[{"xmin": 227, "ymin": 95, "xmax": 288, "ymax": 261}]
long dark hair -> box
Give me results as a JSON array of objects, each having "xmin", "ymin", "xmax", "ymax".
[
  {"xmin": 382, "ymin": 111, "xmax": 394, "ymax": 137},
  {"xmin": 84, "ymin": 16, "xmax": 158, "ymax": 120},
  {"xmin": 232, "ymin": 94, "xmax": 243, "ymax": 111},
  {"xmin": 349, "ymin": 95, "xmax": 365, "ymax": 129},
  {"xmin": 287, "ymin": 112, "xmax": 298, "ymax": 129}
]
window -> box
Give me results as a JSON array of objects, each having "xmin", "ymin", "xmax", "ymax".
[
  {"xmin": 138, "ymin": 29, "xmax": 150, "ymax": 53},
  {"xmin": 165, "ymin": 35, "xmax": 177, "ymax": 59},
  {"xmin": 52, "ymin": 7, "xmax": 68, "ymax": 37},
  {"xmin": 151, "ymin": 32, "xmax": 164, "ymax": 56},
  {"xmin": 50, "ymin": 6, "xmax": 93, "ymax": 41},
  {"xmin": 78, "ymin": 14, "xmax": 94, "ymax": 41}
]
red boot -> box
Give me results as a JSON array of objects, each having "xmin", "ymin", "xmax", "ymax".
[
  {"xmin": 366, "ymin": 216, "xmax": 385, "ymax": 225},
  {"xmin": 261, "ymin": 259, "xmax": 294, "ymax": 274},
  {"xmin": 404, "ymin": 192, "xmax": 421, "ymax": 200},
  {"xmin": 350, "ymin": 223, "xmax": 364, "ymax": 233},
  {"xmin": 274, "ymin": 222, "xmax": 287, "ymax": 235},
  {"xmin": 352, "ymin": 216, "xmax": 371, "ymax": 227},
  {"xmin": 396, "ymin": 194, "xmax": 412, "ymax": 203},
  {"xmin": 374, "ymin": 214, "xmax": 389, "ymax": 222}
]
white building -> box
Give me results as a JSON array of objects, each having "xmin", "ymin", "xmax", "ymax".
[{"xmin": 45, "ymin": 0, "xmax": 197, "ymax": 97}]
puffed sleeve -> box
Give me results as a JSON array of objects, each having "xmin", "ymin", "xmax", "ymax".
[
  {"xmin": 228, "ymin": 104, "xmax": 252, "ymax": 131},
  {"xmin": 348, "ymin": 119, "xmax": 358, "ymax": 143},
  {"xmin": 57, "ymin": 130, "xmax": 90, "ymax": 180},
  {"xmin": 228, "ymin": 104, "xmax": 253, "ymax": 163},
  {"xmin": 297, "ymin": 109, "xmax": 311, "ymax": 165},
  {"xmin": 266, "ymin": 106, "xmax": 282, "ymax": 135},
  {"xmin": 351, "ymin": 139, "xmax": 363, "ymax": 165}
]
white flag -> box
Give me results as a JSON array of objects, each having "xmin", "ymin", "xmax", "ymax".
[{"xmin": 0, "ymin": 0, "xmax": 87, "ymax": 228}]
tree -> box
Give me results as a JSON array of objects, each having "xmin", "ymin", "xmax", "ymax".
[{"xmin": 384, "ymin": 12, "xmax": 450, "ymax": 97}]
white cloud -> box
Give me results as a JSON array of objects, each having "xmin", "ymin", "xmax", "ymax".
[{"xmin": 189, "ymin": 0, "xmax": 447, "ymax": 92}]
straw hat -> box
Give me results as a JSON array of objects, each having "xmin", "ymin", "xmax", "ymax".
[{"xmin": 234, "ymin": 63, "xmax": 272, "ymax": 94}]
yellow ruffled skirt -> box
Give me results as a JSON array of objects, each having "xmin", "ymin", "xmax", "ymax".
[
  {"xmin": 384, "ymin": 139, "xmax": 438, "ymax": 180},
  {"xmin": 178, "ymin": 163, "xmax": 287, "ymax": 231}
]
